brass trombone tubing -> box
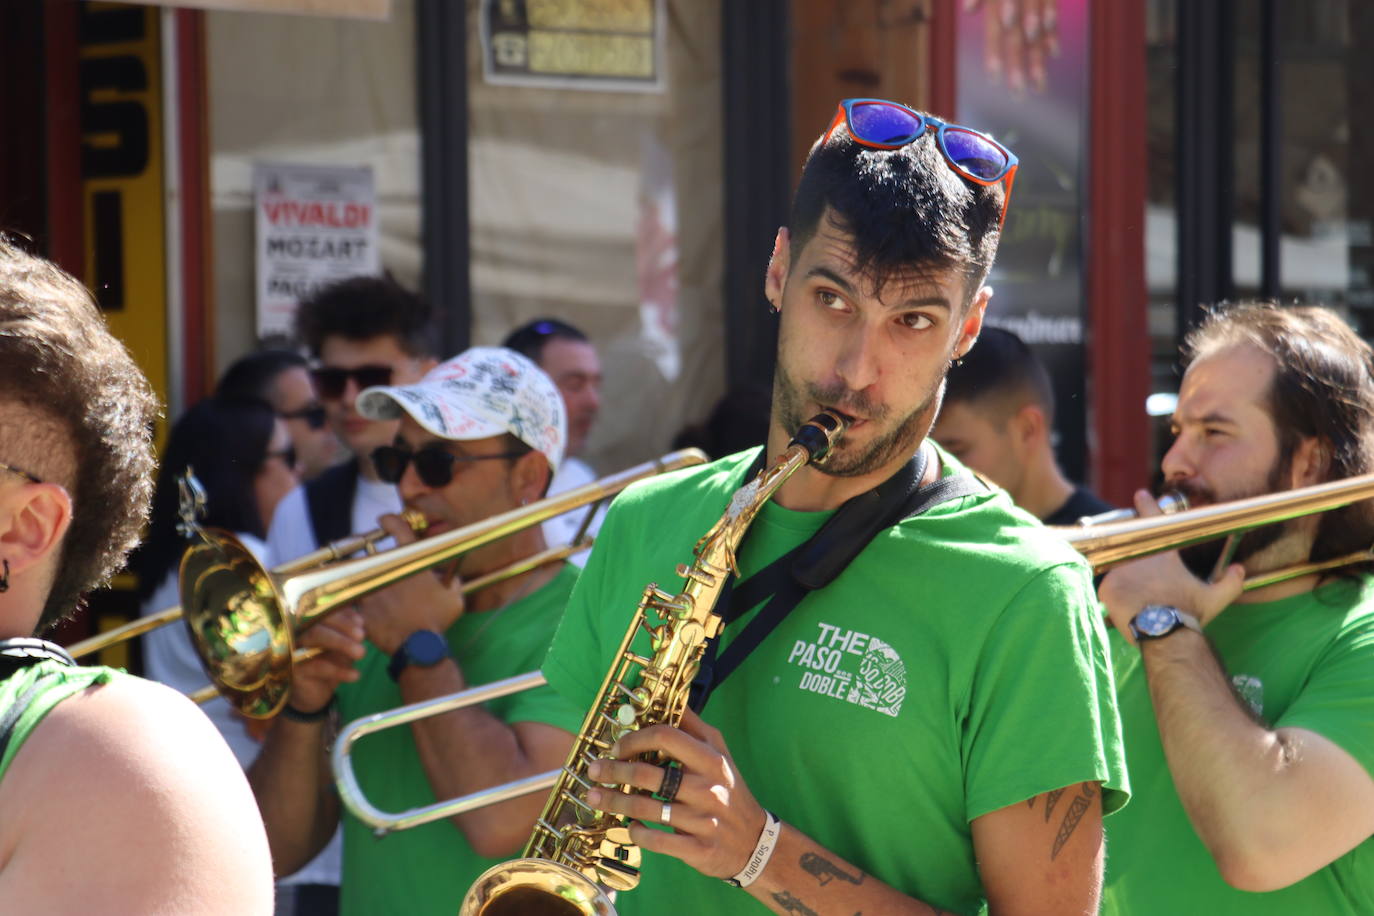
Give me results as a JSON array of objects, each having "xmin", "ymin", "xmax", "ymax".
[
  {"xmin": 1059, "ymin": 471, "xmax": 1374, "ymax": 571},
  {"xmin": 67, "ymin": 513, "xmax": 426, "ymax": 659},
  {"xmin": 186, "ymin": 539, "xmax": 593, "ymax": 705},
  {"xmin": 332, "ymin": 671, "xmax": 559, "ymax": 835},
  {"xmin": 321, "ymin": 471, "xmax": 1374, "ymax": 840}
]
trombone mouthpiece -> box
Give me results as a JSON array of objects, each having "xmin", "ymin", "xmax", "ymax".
[{"xmin": 789, "ymin": 410, "xmax": 849, "ymax": 462}]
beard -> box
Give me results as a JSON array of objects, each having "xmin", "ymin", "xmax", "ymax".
[
  {"xmin": 1176, "ymin": 457, "xmax": 1292, "ymax": 580},
  {"xmin": 773, "ymin": 361, "xmax": 943, "ymax": 478}
]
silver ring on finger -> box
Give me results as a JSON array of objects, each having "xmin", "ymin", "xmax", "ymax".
[{"xmin": 661, "ymin": 802, "xmax": 672, "ymax": 825}]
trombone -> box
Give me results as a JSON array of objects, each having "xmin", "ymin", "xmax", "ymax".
[
  {"xmin": 179, "ymin": 449, "xmax": 708, "ymax": 718},
  {"xmin": 66, "ymin": 514, "xmax": 427, "ymax": 660},
  {"xmin": 328, "ymin": 469, "xmax": 1374, "ymax": 835}
]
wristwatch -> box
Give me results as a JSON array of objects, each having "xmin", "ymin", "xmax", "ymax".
[
  {"xmin": 387, "ymin": 629, "xmax": 450, "ymax": 682},
  {"xmin": 1129, "ymin": 604, "xmax": 1203, "ymax": 642}
]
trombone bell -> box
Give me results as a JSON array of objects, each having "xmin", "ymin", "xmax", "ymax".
[{"xmin": 180, "ymin": 531, "xmax": 294, "ymax": 718}]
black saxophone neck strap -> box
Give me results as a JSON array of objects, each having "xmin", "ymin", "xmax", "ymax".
[{"xmin": 688, "ymin": 444, "xmax": 986, "ymax": 712}]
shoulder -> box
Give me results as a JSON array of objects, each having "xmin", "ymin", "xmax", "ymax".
[
  {"xmin": 606, "ymin": 449, "xmax": 756, "ymax": 521},
  {"xmin": 0, "ymin": 674, "xmax": 273, "ymax": 912}
]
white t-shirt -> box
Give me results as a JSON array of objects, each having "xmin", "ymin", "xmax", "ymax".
[
  {"xmin": 267, "ymin": 473, "xmax": 403, "ymax": 568},
  {"xmin": 542, "ymin": 456, "xmax": 605, "ymax": 568},
  {"xmin": 139, "ymin": 532, "xmax": 343, "ymax": 889}
]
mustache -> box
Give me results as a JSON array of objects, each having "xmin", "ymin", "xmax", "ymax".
[
  {"xmin": 804, "ymin": 380, "xmax": 887, "ymax": 421},
  {"xmin": 1168, "ymin": 479, "xmax": 1217, "ymax": 507}
]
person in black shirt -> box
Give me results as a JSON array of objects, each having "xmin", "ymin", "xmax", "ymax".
[{"xmin": 933, "ymin": 326, "xmax": 1113, "ymax": 524}]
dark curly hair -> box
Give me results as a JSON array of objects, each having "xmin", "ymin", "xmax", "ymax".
[
  {"xmin": 0, "ymin": 239, "xmax": 158, "ymax": 630},
  {"xmin": 293, "ymin": 275, "xmax": 437, "ymax": 359}
]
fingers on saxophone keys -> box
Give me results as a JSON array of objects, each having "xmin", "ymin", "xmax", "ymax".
[
  {"xmin": 584, "ymin": 784, "xmax": 694, "ymax": 831},
  {"xmin": 587, "ymin": 758, "xmax": 673, "ymax": 795}
]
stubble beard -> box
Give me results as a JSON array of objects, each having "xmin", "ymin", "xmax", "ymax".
[{"xmin": 773, "ymin": 362, "xmax": 943, "ymax": 478}]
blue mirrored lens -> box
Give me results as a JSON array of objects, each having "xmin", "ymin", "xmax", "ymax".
[
  {"xmin": 848, "ymin": 102, "xmax": 923, "ymax": 146},
  {"xmin": 940, "ymin": 128, "xmax": 1009, "ymax": 180}
]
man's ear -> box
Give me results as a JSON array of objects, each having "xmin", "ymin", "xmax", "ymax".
[
  {"xmin": 0, "ymin": 484, "xmax": 73, "ymax": 580},
  {"xmin": 1012, "ymin": 403, "xmax": 1046, "ymax": 449},
  {"xmin": 763, "ymin": 227, "xmax": 791, "ymax": 310},
  {"xmin": 955, "ymin": 286, "xmax": 992, "ymax": 359},
  {"xmin": 1289, "ymin": 436, "xmax": 1328, "ymax": 487},
  {"xmin": 511, "ymin": 451, "xmax": 552, "ymax": 505}
]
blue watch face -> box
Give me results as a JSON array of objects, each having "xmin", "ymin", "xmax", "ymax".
[
  {"xmin": 404, "ymin": 630, "xmax": 449, "ymax": 666},
  {"xmin": 1135, "ymin": 606, "xmax": 1178, "ymax": 636}
]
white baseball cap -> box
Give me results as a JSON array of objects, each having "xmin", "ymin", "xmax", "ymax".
[{"xmin": 356, "ymin": 346, "xmax": 567, "ymax": 472}]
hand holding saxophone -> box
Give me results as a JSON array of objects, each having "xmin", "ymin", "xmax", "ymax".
[
  {"xmin": 352, "ymin": 511, "xmax": 466, "ymax": 656},
  {"xmin": 585, "ymin": 708, "xmax": 770, "ymax": 881}
]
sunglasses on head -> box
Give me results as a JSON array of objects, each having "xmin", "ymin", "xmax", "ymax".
[
  {"xmin": 310, "ymin": 365, "xmax": 393, "ymax": 400},
  {"xmin": 279, "ymin": 404, "xmax": 327, "ymax": 430},
  {"xmin": 371, "ymin": 443, "xmax": 528, "ymax": 489},
  {"xmin": 824, "ymin": 98, "xmax": 1019, "ymax": 227}
]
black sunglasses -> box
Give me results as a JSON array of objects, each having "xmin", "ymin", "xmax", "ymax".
[
  {"xmin": 265, "ymin": 445, "xmax": 297, "ymax": 469},
  {"xmin": 311, "ymin": 365, "xmax": 393, "ymax": 400},
  {"xmin": 371, "ymin": 443, "xmax": 526, "ymax": 488},
  {"xmin": 280, "ymin": 404, "xmax": 328, "ymax": 430}
]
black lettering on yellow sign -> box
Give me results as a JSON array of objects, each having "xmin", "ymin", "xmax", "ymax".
[{"xmin": 75, "ymin": 3, "xmax": 168, "ymax": 427}]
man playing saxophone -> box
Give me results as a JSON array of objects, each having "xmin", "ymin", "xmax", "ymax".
[
  {"xmin": 523, "ymin": 99, "xmax": 1129, "ymax": 915},
  {"xmin": 248, "ymin": 347, "xmax": 578, "ymax": 915}
]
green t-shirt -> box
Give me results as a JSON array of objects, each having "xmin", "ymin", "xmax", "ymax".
[
  {"xmin": 1, "ymin": 661, "xmax": 120, "ymax": 780},
  {"xmin": 335, "ymin": 563, "xmax": 580, "ymax": 916},
  {"xmin": 1103, "ymin": 575, "xmax": 1374, "ymax": 915},
  {"xmin": 531, "ymin": 447, "xmax": 1130, "ymax": 915}
]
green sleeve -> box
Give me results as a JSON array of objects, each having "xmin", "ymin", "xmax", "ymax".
[
  {"xmin": 961, "ymin": 562, "xmax": 1131, "ymax": 821},
  {"xmin": 520, "ymin": 499, "xmax": 628, "ymax": 734},
  {"xmin": 1275, "ymin": 616, "xmax": 1374, "ymax": 779}
]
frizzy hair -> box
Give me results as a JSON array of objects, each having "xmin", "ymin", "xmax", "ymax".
[{"xmin": 0, "ymin": 238, "xmax": 158, "ymax": 629}]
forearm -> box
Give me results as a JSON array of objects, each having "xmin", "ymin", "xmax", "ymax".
[
  {"xmin": 246, "ymin": 717, "xmax": 340, "ymax": 876},
  {"xmin": 1142, "ymin": 631, "xmax": 1296, "ymax": 865},
  {"xmin": 746, "ymin": 825, "xmax": 954, "ymax": 916},
  {"xmin": 400, "ymin": 660, "xmax": 554, "ymax": 857}
]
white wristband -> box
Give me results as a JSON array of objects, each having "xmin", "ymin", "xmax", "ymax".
[{"xmin": 725, "ymin": 810, "xmax": 782, "ymax": 888}]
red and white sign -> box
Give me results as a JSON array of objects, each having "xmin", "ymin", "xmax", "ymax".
[{"xmin": 255, "ymin": 161, "xmax": 380, "ymax": 338}]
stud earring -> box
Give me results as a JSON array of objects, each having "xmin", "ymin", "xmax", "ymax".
[{"xmin": 0, "ymin": 558, "xmax": 9, "ymax": 593}]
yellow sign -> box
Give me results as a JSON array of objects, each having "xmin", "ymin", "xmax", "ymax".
[
  {"xmin": 78, "ymin": 3, "xmax": 168, "ymax": 440},
  {"xmin": 483, "ymin": 0, "xmax": 663, "ymax": 91}
]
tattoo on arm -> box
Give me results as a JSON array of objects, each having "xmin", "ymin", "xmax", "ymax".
[
  {"xmin": 1041, "ymin": 786, "xmax": 1065, "ymax": 822},
  {"xmin": 799, "ymin": 852, "xmax": 865, "ymax": 886},
  {"xmin": 771, "ymin": 890, "xmax": 820, "ymax": 915},
  {"xmin": 1050, "ymin": 783, "xmax": 1098, "ymax": 860}
]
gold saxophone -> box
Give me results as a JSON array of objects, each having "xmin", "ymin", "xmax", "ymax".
[{"xmin": 460, "ymin": 411, "xmax": 847, "ymax": 916}]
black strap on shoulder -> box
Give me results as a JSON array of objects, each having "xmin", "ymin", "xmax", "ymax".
[
  {"xmin": 0, "ymin": 638, "xmax": 75, "ymax": 682},
  {"xmin": 305, "ymin": 458, "xmax": 360, "ymax": 548},
  {"xmin": 0, "ymin": 639, "xmax": 77, "ymax": 763},
  {"xmin": 689, "ymin": 446, "xmax": 986, "ymax": 712}
]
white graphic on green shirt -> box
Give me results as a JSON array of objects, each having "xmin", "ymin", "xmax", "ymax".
[
  {"xmin": 1231, "ymin": 673, "xmax": 1264, "ymax": 718},
  {"xmin": 785, "ymin": 622, "xmax": 907, "ymax": 717}
]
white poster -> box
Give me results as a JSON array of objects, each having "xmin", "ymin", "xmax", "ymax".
[{"xmin": 254, "ymin": 161, "xmax": 379, "ymax": 338}]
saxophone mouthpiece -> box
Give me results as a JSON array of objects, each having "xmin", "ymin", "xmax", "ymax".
[{"xmin": 789, "ymin": 410, "xmax": 849, "ymax": 462}]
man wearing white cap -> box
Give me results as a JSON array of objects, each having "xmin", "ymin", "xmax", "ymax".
[{"xmin": 246, "ymin": 347, "xmax": 579, "ymax": 916}]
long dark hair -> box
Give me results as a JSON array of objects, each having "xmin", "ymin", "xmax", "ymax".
[
  {"xmin": 1184, "ymin": 303, "xmax": 1374, "ymax": 573},
  {"xmin": 131, "ymin": 396, "xmax": 278, "ymax": 602}
]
